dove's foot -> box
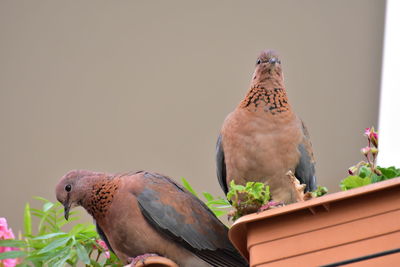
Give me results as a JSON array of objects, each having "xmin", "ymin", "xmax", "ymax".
[{"xmin": 129, "ymin": 253, "xmax": 159, "ymax": 266}]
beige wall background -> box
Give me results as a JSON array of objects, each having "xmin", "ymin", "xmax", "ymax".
[{"xmin": 0, "ymin": 0, "xmax": 385, "ymax": 232}]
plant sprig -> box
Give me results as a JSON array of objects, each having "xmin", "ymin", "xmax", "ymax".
[
  {"xmin": 341, "ymin": 127, "xmax": 400, "ymax": 190},
  {"xmin": 0, "ymin": 197, "xmax": 122, "ymax": 267},
  {"xmin": 226, "ymin": 181, "xmax": 270, "ymax": 221}
]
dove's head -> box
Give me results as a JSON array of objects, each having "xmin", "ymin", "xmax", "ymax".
[
  {"xmin": 56, "ymin": 170, "xmax": 101, "ymax": 220},
  {"xmin": 251, "ymin": 50, "xmax": 284, "ymax": 88}
]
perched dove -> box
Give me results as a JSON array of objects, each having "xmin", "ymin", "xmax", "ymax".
[
  {"xmin": 216, "ymin": 50, "xmax": 317, "ymax": 204},
  {"xmin": 55, "ymin": 170, "xmax": 248, "ymax": 267}
]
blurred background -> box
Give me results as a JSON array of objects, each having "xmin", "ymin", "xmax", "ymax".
[{"xmin": 0, "ymin": 0, "xmax": 385, "ymax": 232}]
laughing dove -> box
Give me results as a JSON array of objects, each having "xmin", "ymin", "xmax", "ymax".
[
  {"xmin": 216, "ymin": 50, "xmax": 317, "ymax": 204},
  {"xmin": 56, "ymin": 170, "xmax": 248, "ymax": 267}
]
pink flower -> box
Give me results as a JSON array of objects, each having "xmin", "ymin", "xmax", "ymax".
[
  {"xmin": 0, "ymin": 218, "xmax": 15, "ymax": 240},
  {"xmin": 0, "ymin": 218, "xmax": 18, "ymax": 267},
  {"xmin": 361, "ymin": 146, "xmax": 370, "ymax": 155},
  {"xmin": 364, "ymin": 127, "xmax": 378, "ymax": 148},
  {"xmin": 96, "ymin": 239, "xmax": 110, "ymax": 259},
  {"xmin": 371, "ymin": 132, "xmax": 378, "ymax": 148},
  {"xmin": 364, "ymin": 127, "xmax": 371, "ymax": 137}
]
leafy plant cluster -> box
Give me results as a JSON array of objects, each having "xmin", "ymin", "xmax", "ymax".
[
  {"xmin": 341, "ymin": 127, "xmax": 400, "ymax": 190},
  {"xmin": 182, "ymin": 177, "xmax": 327, "ymax": 222},
  {"xmin": 341, "ymin": 165, "xmax": 400, "ymax": 190},
  {"xmin": 0, "ymin": 197, "xmax": 122, "ymax": 267},
  {"xmin": 226, "ymin": 181, "xmax": 271, "ymax": 221},
  {"xmin": 311, "ymin": 186, "xmax": 328, "ymax": 197},
  {"xmin": 182, "ymin": 178, "xmax": 271, "ymax": 221}
]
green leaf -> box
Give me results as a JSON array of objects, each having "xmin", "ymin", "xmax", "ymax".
[
  {"xmin": 0, "ymin": 240, "xmax": 27, "ymax": 248},
  {"xmin": 358, "ymin": 166, "xmax": 371, "ymax": 178},
  {"xmin": 45, "ymin": 245, "xmax": 73, "ymax": 267},
  {"xmin": 33, "ymin": 196, "xmax": 51, "ymax": 202},
  {"xmin": 181, "ymin": 177, "xmax": 198, "ymax": 197},
  {"xmin": 371, "ymin": 173, "xmax": 382, "ymax": 183},
  {"xmin": 16, "ymin": 263, "xmax": 31, "ymax": 267},
  {"xmin": 264, "ymin": 185, "xmax": 270, "ymax": 202},
  {"xmin": 37, "ymin": 236, "xmax": 71, "ymax": 254},
  {"xmin": 75, "ymin": 242, "xmax": 91, "ymax": 264},
  {"xmin": 30, "ymin": 209, "xmax": 45, "ymax": 216},
  {"xmin": 69, "ymin": 224, "xmax": 88, "ymax": 235},
  {"xmin": 32, "ymin": 232, "xmax": 67, "ymax": 240},
  {"xmin": 229, "ymin": 180, "xmax": 246, "ymax": 192},
  {"xmin": 340, "ymin": 176, "xmax": 372, "ymax": 190},
  {"xmin": 24, "ymin": 203, "xmax": 32, "ymax": 236},
  {"xmin": 202, "ymin": 192, "xmax": 214, "ymax": 202},
  {"xmin": 43, "ymin": 202, "xmax": 54, "ymax": 212},
  {"xmin": 312, "ymin": 186, "xmax": 328, "ymax": 197},
  {"xmin": 206, "ymin": 198, "xmax": 230, "ymax": 206},
  {"xmin": 25, "ymin": 250, "xmax": 56, "ymax": 262},
  {"xmin": 0, "ymin": 250, "xmax": 27, "ymax": 260},
  {"xmin": 377, "ymin": 166, "xmax": 399, "ymax": 179}
]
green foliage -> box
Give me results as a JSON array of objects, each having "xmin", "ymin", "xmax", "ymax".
[
  {"xmin": 181, "ymin": 178, "xmax": 231, "ymax": 217},
  {"xmin": 0, "ymin": 197, "xmax": 123, "ymax": 267},
  {"xmin": 377, "ymin": 166, "xmax": 400, "ymax": 180},
  {"xmin": 227, "ymin": 181, "xmax": 270, "ymax": 205},
  {"xmin": 181, "ymin": 177, "xmax": 199, "ymax": 198},
  {"xmin": 311, "ymin": 186, "xmax": 328, "ymax": 197},
  {"xmin": 341, "ymin": 166, "xmax": 400, "ymax": 190},
  {"xmin": 341, "ymin": 127, "xmax": 400, "ymax": 191},
  {"xmin": 340, "ymin": 176, "xmax": 372, "ymax": 190},
  {"xmin": 227, "ymin": 181, "xmax": 270, "ymax": 221}
]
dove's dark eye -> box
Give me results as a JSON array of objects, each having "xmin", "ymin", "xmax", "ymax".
[
  {"xmin": 256, "ymin": 59, "xmax": 262, "ymax": 65},
  {"xmin": 65, "ymin": 184, "xmax": 72, "ymax": 192}
]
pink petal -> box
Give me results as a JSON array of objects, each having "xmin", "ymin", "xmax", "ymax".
[
  {"xmin": 96, "ymin": 239, "xmax": 108, "ymax": 250},
  {"xmin": 361, "ymin": 146, "xmax": 370, "ymax": 155},
  {"xmin": 2, "ymin": 258, "xmax": 18, "ymax": 267},
  {"xmin": 0, "ymin": 218, "xmax": 8, "ymax": 237}
]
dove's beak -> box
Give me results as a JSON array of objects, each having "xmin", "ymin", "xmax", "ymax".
[
  {"xmin": 63, "ymin": 195, "xmax": 71, "ymax": 220},
  {"xmin": 64, "ymin": 203, "xmax": 70, "ymax": 220}
]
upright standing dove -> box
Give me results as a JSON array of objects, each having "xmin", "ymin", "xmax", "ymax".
[
  {"xmin": 216, "ymin": 50, "xmax": 317, "ymax": 204},
  {"xmin": 55, "ymin": 170, "xmax": 248, "ymax": 267}
]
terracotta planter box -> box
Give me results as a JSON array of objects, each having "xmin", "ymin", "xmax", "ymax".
[{"xmin": 229, "ymin": 177, "xmax": 400, "ymax": 266}]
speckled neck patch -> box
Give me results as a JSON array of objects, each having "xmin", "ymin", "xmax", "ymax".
[
  {"xmin": 85, "ymin": 177, "xmax": 119, "ymax": 218},
  {"xmin": 240, "ymin": 87, "xmax": 289, "ymax": 114}
]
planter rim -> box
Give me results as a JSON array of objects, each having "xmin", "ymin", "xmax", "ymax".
[{"xmin": 228, "ymin": 177, "xmax": 400, "ymax": 260}]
